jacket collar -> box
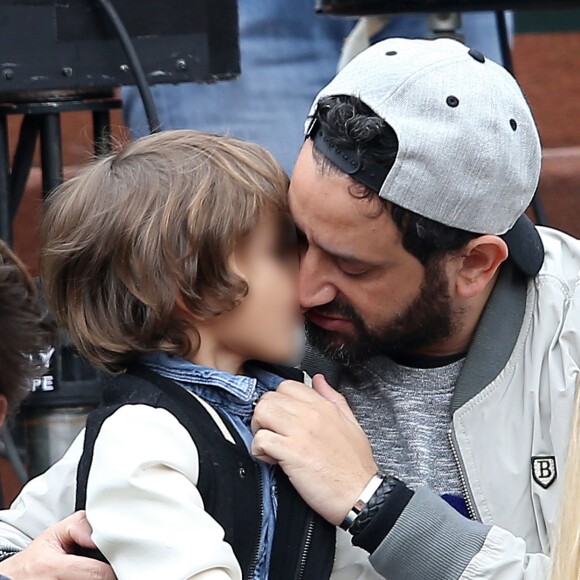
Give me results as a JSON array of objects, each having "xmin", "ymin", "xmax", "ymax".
[
  {"xmin": 139, "ymin": 353, "xmax": 304, "ymax": 407},
  {"xmin": 140, "ymin": 352, "xmax": 260, "ymax": 402},
  {"xmin": 451, "ymin": 261, "xmax": 528, "ymax": 413}
]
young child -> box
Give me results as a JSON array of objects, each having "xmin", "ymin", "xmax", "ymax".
[
  {"xmin": 0, "ymin": 241, "xmax": 48, "ymax": 425},
  {"xmin": 0, "ymin": 130, "xmax": 380, "ymax": 579}
]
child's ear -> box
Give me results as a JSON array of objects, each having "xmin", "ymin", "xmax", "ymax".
[
  {"xmin": 229, "ymin": 251, "xmax": 248, "ymax": 283},
  {"xmin": 227, "ymin": 252, "xmax": 251, "ymax": 300},
  {"xmin": 453, "ymin": 235, "xmax": 508, "ymax": 300},
  {"xmin": 173, "ymin": 293, "xmax": 203, "ymax": 322}
]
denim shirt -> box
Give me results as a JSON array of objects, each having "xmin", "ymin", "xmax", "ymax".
[{"xmin": 140, "ymin": 352, "xmax": 284, "ymax": 580}]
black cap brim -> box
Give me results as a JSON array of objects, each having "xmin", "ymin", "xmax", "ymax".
[{"xmin": 501, "ymin": 214, "xmax": 545, "ymax": 277}]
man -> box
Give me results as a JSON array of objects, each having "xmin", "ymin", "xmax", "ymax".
[
  {"xmin": 251, "ymin": 38, "xmax": 579, "ymax": 578},
  {"xmin": 1, "ymin": 38, "xmax": 578, "ymax": 578}
]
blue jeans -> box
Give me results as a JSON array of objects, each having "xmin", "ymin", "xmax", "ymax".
[{"xmin": 123, "ymin": 1, "xmax": 513, "ymax": 172}]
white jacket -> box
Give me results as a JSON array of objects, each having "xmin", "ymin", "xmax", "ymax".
[{"xmin": 364, "ymin": 227, "xmax": 580, "ymax": 580}]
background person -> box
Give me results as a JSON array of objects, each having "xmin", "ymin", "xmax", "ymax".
[
  {"xmin": 123, "ymin": 0, "xmax": 512, "ymax": 172},
  {"xmin": 0, "ymin": 242, "xmax": 114, "ymax": 580},
  {"xmin": 550, "ymin": 386, "xmax": 580, "ymax": 580}
]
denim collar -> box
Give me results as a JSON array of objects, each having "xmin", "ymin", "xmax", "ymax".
[{"xmin": 139, "ymin": 352, "xmax": 284, "ymax": 416}]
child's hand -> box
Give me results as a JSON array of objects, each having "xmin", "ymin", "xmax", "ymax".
[{"xmin": 251, "ymin": 374, "xmax": 378, "ymax": 526}]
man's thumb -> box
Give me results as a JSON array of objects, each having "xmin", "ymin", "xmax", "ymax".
[
  {"xmin": 63, "ymin": 511, "xmax": 97, "ymax": 549},
  {"xmin": 312, "ymin": 374, "xmax": 358, "ymax": 424}
]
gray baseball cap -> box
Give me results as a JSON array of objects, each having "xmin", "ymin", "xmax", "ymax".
[{"xmin": 305, "ymin": 37, "xmax": 544, "ymax": 276}]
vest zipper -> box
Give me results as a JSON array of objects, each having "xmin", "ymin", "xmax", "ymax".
[
  {"xmin": 294, "ymin": 512, "xmax": 315, "ymax": 580},
  {"xmin": 447, "ymin": 428, "xmax": 479, "ymax": 521},
  {"xmin": 247, "ymin": 464, "xmax": 265, "ymax": 580}
]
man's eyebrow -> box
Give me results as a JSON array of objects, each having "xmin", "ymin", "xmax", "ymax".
[{"xmin": 294, "ymin": 224, "xmax": 379, "ymax": 267}]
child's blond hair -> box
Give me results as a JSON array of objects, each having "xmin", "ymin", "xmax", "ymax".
[
  {"xmin": 551, "ymin": 375, "xmax": 580, "ymax": 580},
  {"xmin": 41, "ymin": 130, "xmax": 289, "ymax": 373}
]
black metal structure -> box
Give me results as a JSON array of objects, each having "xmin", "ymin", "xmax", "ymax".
[
  {"xmin": 0, "ymin": 0, "xmax": 241, "ymax": 485},
  {"xmin": 316, "ymin": 0, "xmax": 580, "ymax": 15},
  {"xmin": 0, "ymin": 0, "xmax": 240, "ymax": 243},
  {"xmin": 0, "ymin": 0, "xmax": 239, "ymax": 96},
  {"xmin": 0, "ymin": 90, "xmax": 122, "ymax": 245}
]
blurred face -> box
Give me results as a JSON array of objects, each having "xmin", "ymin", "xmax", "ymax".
[
  {"xmin": 290, "ymin": 141, "xmax": 459, "ymax": 363},
  {"xmin": 210, "ymin": 209, "xmax": 304, "ymax": 366}
]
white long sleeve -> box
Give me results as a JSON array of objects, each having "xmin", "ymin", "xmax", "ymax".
[
  {"xmin": 0, "ymin": 430, "xmax": 83, "ymax": 549},
  {"xmin": 85, "ymin": 404, "xmax": 242, "ymax": 580}
]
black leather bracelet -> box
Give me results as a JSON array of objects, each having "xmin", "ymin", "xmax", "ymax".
[{"xmin": 348, "ymin": 475, "xmax": 401, "ymax": 536}]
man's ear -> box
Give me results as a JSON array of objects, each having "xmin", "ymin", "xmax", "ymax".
[
  {"xmin": 454, "ymin": 235, "xmax": 509, "ymax": 300},
  {"xmin": 0, "ymin": 395, "xmax": 8, "ymax": 428}
]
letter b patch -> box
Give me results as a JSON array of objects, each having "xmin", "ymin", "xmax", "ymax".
[{"xmin": 531, "ymin": 456, "xmax": 557, "ymax": 489}]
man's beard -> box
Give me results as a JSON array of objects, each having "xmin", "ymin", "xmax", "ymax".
[{"xmin": 305, "ymin": 261, "xmax": 461, "ymax": 364}]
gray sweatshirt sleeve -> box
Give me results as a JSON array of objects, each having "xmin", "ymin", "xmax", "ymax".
[{"xmin": 369, "ymin": 487, "xmax": 491, "ymax": 580}]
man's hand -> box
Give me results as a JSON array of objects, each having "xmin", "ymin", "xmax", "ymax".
[
  {"xmin": 251, "ymin": 374, "xmax": 378, "ymax": 525},
  {"xmin": 0, "ymin": 511, "xmax": 115, "ymax": 580}
]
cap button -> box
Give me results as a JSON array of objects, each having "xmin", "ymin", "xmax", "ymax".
[
  {"xmin": 446, "ymin": 95, "xmax": 460, "ymax": 108},
  {"xmin": 468, "ymin": 48, "xmax": 485, "ymax": 63}
]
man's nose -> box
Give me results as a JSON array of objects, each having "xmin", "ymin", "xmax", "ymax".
[{"xmin": 298, "ymin": 249, "xmax": 337, "ymax": 309}]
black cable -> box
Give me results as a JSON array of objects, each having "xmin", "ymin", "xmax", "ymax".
[
  {"xmin": 495, "ymin": 10, "xmax": 514, "ymax": 75},
  {"xmin": 95, "ymin": 0, "xmax": 161, "ymax": 134}
]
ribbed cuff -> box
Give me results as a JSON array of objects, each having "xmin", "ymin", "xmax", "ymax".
[
  {"xmin": 369, "ymin": 487, "xmax": 491, "ymax": 580},
  {"xmin": 351, "ymin": 480, "xmax": 414, "ymax": 553}
]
